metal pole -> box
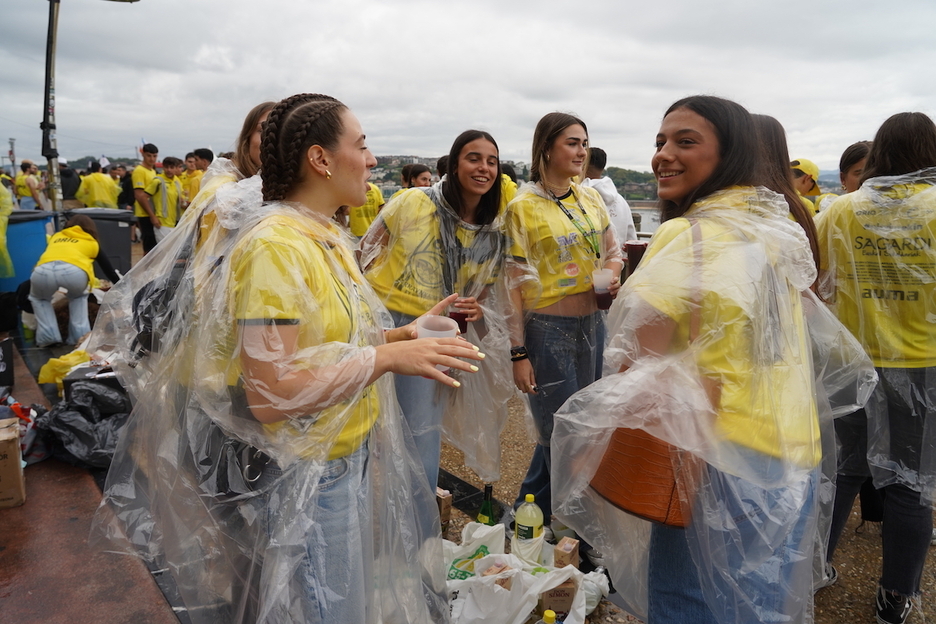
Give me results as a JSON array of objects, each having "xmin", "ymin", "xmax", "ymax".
[
  {"xmin": 7, "ymin": 138, "xmax": 15, "ymax": 177},
  {"xmin": 41, "ymin": 0, "xmax": 61, "ymax": 212}
]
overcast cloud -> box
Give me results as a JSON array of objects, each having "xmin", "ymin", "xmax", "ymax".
[{"xmin": 2, "ymin": 0, "xmax": 935, "ymax": 174}]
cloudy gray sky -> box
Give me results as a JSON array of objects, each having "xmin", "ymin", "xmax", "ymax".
[{"xmin": 2, "ymin": 0, "xmax": 935, "ymax": 175}]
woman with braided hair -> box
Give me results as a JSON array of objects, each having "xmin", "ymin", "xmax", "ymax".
[{"xmin": 94, "ymin": 93, "xmax": 482, "ymax": 624}]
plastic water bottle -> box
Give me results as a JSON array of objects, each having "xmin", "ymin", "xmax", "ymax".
[
  {"xmin": 534, "ymin": 609, "xmax": 557, "ymax": 624},
  {"xmin": 515, "ymin": 493, "xmax": 544, "ymax": 540}
]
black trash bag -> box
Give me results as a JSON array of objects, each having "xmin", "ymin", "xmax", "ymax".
[{"xmin": 34, "ymin": 380, "xmax": 131, "ymax": 468}]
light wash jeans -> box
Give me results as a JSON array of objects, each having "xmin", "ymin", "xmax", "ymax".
[
  {"xmin": 649, "ymin": 451, "xmax": 819, "ymax": 623},
  {"xmin": 263, "ymin": 443, "xmax": 370, "ymax": 623},
  {"xmin": 18, "ymin": 196, "xmax": 37, "ymax": 210},
  {"xmin": 390, "ymin": 310, "xmax": 445, "ymax": 490},
  {"xmin": 29, "ymin": 260, "xmax": 90, "ymax": 346}
]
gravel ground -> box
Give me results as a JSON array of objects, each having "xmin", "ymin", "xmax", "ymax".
[{"xmin": 439, "ymin": 397, "xmax": 936, "ymax": 623}]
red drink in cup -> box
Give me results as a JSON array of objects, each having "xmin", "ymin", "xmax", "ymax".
[
  {"xmin": 449, "ymin": 311, "xmax": 469, "ymax": 334},
  {"xmin": 592, "ymin": 269, "xmax": 614, "ymax": 311},
  {"xmin": 625, "ymin": 240, "xmax": 649, "ymax": 278}
]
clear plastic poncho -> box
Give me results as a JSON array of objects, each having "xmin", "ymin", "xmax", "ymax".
[
  {"xmin": 90, "ymin": 189, "xmax": 448, "ymax": 623},
  {"xmin": 87, "ymin": 157, "xmax": 246, "ymax": 401},
  {"xmin": 816, "ymin": 168, "xmax": 936, "ymax": 501},
  {"xmin": 359, "ymin": 183, "xmax": 527, "ymax": 482},
  {"xmin": 551, "ymin": 186, "xmax": 876, "ymax": 624},
  {"xmin": 504, "ymin": 181, "xmax": 623, "ymax": 317}
]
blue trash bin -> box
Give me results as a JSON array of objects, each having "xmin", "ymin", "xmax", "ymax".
[{"xmin": 0, "ymin": 210, "xmax": 55, "ymax": 292}]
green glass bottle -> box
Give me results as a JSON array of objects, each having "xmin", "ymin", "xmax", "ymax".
[{"xmin": 476, "ymin": 484, "xmax": 496, "ymax": 526}]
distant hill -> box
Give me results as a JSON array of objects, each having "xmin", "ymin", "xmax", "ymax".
[{"xmin": 606, "ymin": 167, "xmax": 657, "ymax": 200}]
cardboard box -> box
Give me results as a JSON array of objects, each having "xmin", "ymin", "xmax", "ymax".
[
  {"xmin": 553, "ymin": 536, "xmax": 580, "ymax": 569},
  {"xmin": 0, "ymin": 417, "xmax": 26, "ymax": 509},
  {"xmin": 436, "ymin": 487, "xmax": 452, "ymax": 532},
  {"xmin": 482, "ymin": 560, "xmax": 513, "ymax": 590},
  {"xmin": 538, "ymin": 578, "xmax": 576, "ymax": 621}
]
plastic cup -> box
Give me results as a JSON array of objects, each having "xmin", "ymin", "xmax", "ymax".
[
  {"xmin": 625, "ymin": 240, "xmax": 649, "ymax": 278},
  {"xmin": 416, "ymin": 315, "xmax": 460, "ymax": 370},
  {"xmin": 448, "ymin": 311, "xmax": 469, "ymax": 334},
  {"xmin": 592, "ymin": 269, "xmax": 614, "ymax": 310}
]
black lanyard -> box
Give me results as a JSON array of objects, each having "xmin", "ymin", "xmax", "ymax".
[{"xmin": 549, "ymin": 189, "xmax": 601, "ymax": 259}]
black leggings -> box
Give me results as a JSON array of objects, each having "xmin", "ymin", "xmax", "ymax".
[{"xmin": 827, "ymin": 475, "xmax": 931, "ymax": 596}]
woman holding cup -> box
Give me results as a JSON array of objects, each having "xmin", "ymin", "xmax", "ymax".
[
  {"xmin": 361, "ymin": 129, "xmax": 519, "ymax": 486},
  {"xmin": 95, "ymin": 94, "xmax": 483, "ymax": 623},
  {"xmin": 505, "ymin": 112, "xmax": 623, "ymax": 524}
]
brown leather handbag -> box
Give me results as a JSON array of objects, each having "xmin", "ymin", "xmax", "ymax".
[
  {"xmin": 590, "ymin": 427, "xmax": 691, "ymax": 527},
  {"xmin": 590, "ymin": 222, "xmax": 704, "ymax": 528}
]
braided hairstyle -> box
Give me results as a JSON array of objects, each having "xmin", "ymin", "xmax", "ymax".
[{"xmin": 260, "ymin": 94, "xmax": 347, "ymax": 202}]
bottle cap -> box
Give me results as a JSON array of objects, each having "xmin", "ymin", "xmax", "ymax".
[
  {"xmin": 544, "ymin": 610, "xmax": 557, "ymax": 623},
  {"xmin": 525, "ymin": 493, "xmax": 535, "ymax": 503}
]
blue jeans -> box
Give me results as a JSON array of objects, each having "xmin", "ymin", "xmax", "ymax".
[
  {"xmin": 29, "ymin": 260, "xmax": 90, "ymax": 346},
  {"xmin": 18, "ymin": 196, "xmax": 37, "ymax": 210},
  {"xmin": 390, "ymin": 310, "xmax": 445, "ymax": 490},
  {"xmin": 515, "ymin": 311, "xmax": 604, "ymax": 518},
  {"xmin": 649, "ymin": 455, "xmax": 819, "ymax": 623},
  {"xmin": 263, "ymin": 443, "xmax": 369, "ymax": 623}
]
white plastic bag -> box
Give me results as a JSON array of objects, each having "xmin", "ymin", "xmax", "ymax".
[
  {"xmin": 442, "ymin": 522, "xmax": 506, "ymax": 581},
  {"xmin": 448, "ymin": 552, "xmax": 589, "ymax": 624}
]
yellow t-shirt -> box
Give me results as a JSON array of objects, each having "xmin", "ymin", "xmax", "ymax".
[
  {"xmin": 816, "ymin": 182, "xmax": 936, "ymax": 367},
  {"xmin": 364, "ymin": 188, "xmax": 504, "ymax": 317},
  {"xmin": 132, "ymin": 166, "xmax": 157, "ymax": 217},
  {"xmin": 75, "ymin": 172, "xmax": 119, "ymax": 208},
  {"xmin": 184, "ymin": 170, "xmax": 204, "ymax": 204},
  {"xmin": 230, "ymin": 214, "xmax": 379, "ymax": 460},
  {"xmin": 36, "ymin": 226, "xmax": 99, "ymax": 288},
  {"xmin": 631, "ymin": 194, "xmax": 819, "ymax": 465},
  {"xmin": 500, "ymin": 174, "xmax": 517, "ymax": 212},
  {"xmin": 14, "ymin": 173, "xmax": 33, "ymax": 199},
  {"xmin": 144, "ymin": 174, "xmax": 183, "ymax": 228},
  {"xmin": 0, "ymin": 185, "xmax": 13, "ymax": 277},
  {"xmin": 348, "ymin": 183, "xmax": 384, "ymax": 237},
  {"xmin": 506, "ymin": 184, "xmax": 610, "ymax": 309}
]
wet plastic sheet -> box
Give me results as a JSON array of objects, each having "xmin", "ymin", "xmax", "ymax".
[
  {"xmin": 360, "ymin": 183, "xmax": 525, "ymax": 482},
  {"xmin": 552, "ymin": 187, "xmax": 875, "ymax": 623},
  {"xmin": 90, "ymin": 193, "xmax": 448, "ymax": 623},
  {"xmin": 816, "ymin": 169, "xmax": 936, "ymax": 502}
]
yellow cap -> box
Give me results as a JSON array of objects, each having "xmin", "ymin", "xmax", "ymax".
[
  {"xmin": 525, "ymin": 493, "xmax": 535, "ymax": 503},
  {"xmin": 791, "ymin": 158, "xmax": 821, "ymax": 196},
  {"xmin": 544, "ymin": 610, "xmax": 557, "ymax": 623}
]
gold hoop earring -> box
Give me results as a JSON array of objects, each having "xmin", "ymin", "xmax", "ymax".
[{"xmin": 325, "ymin": 170, "xmax": 332, "ymax": 180}]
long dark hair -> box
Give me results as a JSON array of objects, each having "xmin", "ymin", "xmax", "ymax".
[
  {"xmin": 860, "ymin": 112, "xmax": 936, "ymax": 184},
  {"xmin": 260, "ymin": 94, "xmax": 345, "ymax": 202},
  {"xmin": 658, "ymin": 96, "xmax": 759, "ymax": 222},
  {"xmin": 839, "ymin": 141, "xmax": 871, "ymax": 176},
  {"xmin": 233, "ymin": 101, "xmax": 276, "ymax": 178},
  {"xmin": 442, "ymin": 129, "xmax": 502, "ymax": 226},
  {"xmin": 65, "ymin": 215, "xmax": 98, "ymax": 241},
  {"xmin": 751, "ymin": 114, "xmax": 820, "ymax": 274},
  {"xmin": 530, "ymin": 112, "xmax": 588, "ymax": 184}
]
